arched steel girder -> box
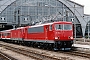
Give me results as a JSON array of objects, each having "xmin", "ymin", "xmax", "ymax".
[
  {"xmin": 58, "ymin": 0, "xmax": 87, "ymax": 37},
  {"xmin": 0, "ymin": 0, "xmax": 16, "ymax": 13}
]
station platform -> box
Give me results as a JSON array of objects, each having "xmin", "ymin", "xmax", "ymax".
[
  {"xmin": 73, "ymin": 44, "xmax": 90, "ymax": 49},
  {"xmin": 74, "ymin": 38, "xmax": 90, "ymax": 42}
]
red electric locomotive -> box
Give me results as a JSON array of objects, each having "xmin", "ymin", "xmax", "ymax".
[
  {"xmin": 24, "ymin": 21, "xmax": 73, "ymax": 50},
  {"xmin": 0, "ymin": 21, "xmax": 73, "ymax": 50}
]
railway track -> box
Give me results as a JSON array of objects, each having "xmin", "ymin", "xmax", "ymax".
[
  {"xmin": 0, "ymin": 51, "xmax": 17, "ymax": 60},
  {"xmin": 59, "ymin": 50, "xmax": 90, "ymax": 59},
  {"xmin": 0, "ymin": 41, "xmax": 90, "ymax": 60},
  {"xmin": 0, "ymin": 42, "xmax": 71, "ymax": 60},
  {"xmin": 69, "ymin": 51, "xmax": 90, "ymax": 58}
]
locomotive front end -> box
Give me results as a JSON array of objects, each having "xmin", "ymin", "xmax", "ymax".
[
  {"xmin": 54, "ymin": 24, "xmax": 73, "ymax": 40},
  {"xmin": 54, "ymin": 22, "xmax": 73, "ymax": 50}
]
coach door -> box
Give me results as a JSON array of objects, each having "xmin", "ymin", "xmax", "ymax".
[
  {"xmin": 17, "ymin": 29, "xmax": 23, "ymax": 40},
  {"xmin": 19, "ymin": 29, "xmax": 25, "ymax": 40}
]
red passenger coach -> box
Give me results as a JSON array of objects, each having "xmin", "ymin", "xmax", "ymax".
[
  {"xmin": 0, "ymin": 30, "xmax": 11, "ymax": 40},
  {"xmin": 10, "ymin": 26, "xmax": 29, "ymax": 41},
  {"xmin": 11, "ymin": 27, "xmax": 24, "ymax": 40}
]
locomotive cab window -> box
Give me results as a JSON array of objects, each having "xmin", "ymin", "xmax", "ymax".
[
  {"xmin": 55, "ymin": 24, "xmax": 63, "ymax": 30},
  {"xmin": 55, "ymin": 24, "xmax": 72, "ymax": 30},
  {"xmin": 64, "ymin": 24, "xmax": 72, "ymax": 30}
]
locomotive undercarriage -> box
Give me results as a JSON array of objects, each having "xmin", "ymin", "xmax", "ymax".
[
  {"xmin": 54, "ymin": 40, "xmax": 73, "ymax": 50},
  {"xmin": 24, "ymin": 41, "xmax": 73, "ymax": 50}
]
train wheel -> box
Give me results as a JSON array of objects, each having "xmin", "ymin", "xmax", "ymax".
[
  {"xmin": 50, "ymin": 44, "xmax": 54, "ymax": 50},
  {"xmin": 44, "ymin": 43, "xmax": 49, "ymax": 50},
  {"xmin": 37, "ymin": 42, "xmax": 41, "ymax": 48},
  {"xmin": 40, "ymin": 43, "xmax": 44, "ymax": 49},
  {"xmin": 53, "ymin": 43, "xmax": 58, "ymax": 51},
  {"xmin": 47, "ymin": 44, "xmax": 49, "ymax": 50},
  {"xmin": 48, "ymin": 44, "xmax": 52, "ymax": 50},
  {"xmin": 30, "ymin": 42, "xmax": 33, "ymax": 47}
]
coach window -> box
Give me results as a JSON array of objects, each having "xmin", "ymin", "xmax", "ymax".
[
  {"xmin": 7, "ymin": 33, "xmax": 10, "ymax": 36},
  {"xmin": 49, "ymin": 25, "xmax": 52, "ymax": 30}
]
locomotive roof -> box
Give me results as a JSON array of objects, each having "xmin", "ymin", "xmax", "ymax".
[
  {"xmin": 0, "ymin": 21, "xmax": 72, "ymax": 32},
  {"xmin": 30, "ymin": 21, "xmax": 72, "ymax": 28},
  {"xmin": 30, "ymin": 23, "xmax": 53, "ymax": 28}
]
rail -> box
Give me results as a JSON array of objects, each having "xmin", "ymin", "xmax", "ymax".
[
  {"xmin": 0, "ymin": 42, "xmax": 69, "ymax": 60},
  {"xmin": 0, "ymin": 51, "xmax": 17, "ymax": 60},
  {"xmin": 59, "ymin": 49, "xmax": 90, "ymax": 59},
  {"xmin": 0, "ymin": 41, "xmax": 89, "ymax": 60}
]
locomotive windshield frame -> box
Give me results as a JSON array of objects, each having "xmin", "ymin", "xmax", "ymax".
[{"xmin": 55, "ymin": 24, "xmax": 72, "ymax": 30}]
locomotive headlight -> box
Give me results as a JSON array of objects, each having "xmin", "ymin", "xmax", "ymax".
[
  {"xmin": 68, "ymin": 36, "xmax": 73, "ymax": 39},
  {"xmin": 55, "ymin": 37, "xmax": 58, "ymax": 39},
  {"xmin": 70, "ymin": 36, "xmax": 73, "ymax": 39}
]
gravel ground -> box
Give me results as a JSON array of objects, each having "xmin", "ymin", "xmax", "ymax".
[
  {"xmin": 9, "ymin": 44, "xmax": 90, "ymax": 60},
  {"xmin": 33, "ymin": 49, "xmax": 90, "ymax": 60},
  {"xmin": 0, "ymin": 47, "xmax": 35, "ymax": 60},
  {"xmin": 0, "ymin": 41, "xmax": 90, "ymax": 60}
]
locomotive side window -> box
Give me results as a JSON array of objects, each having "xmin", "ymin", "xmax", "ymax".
[
  {"xmin": 49, "ymin": 25, "xmax": 52, "ymax": 30},
  {"xmin": 28, "ymin": 26, "xmax": 44, "ymax": 33},
  {"xmin": 55, "ymin": 24, "xmax": 63, "ymax": 30}
]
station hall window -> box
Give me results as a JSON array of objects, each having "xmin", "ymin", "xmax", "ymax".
[
  {"xmin": 24, "ymin": 17, "xmax": 28, "ymax": 21},
  {"xmin": 1, "ymin": 17, "xmax": 5, "ymax": 21}
]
